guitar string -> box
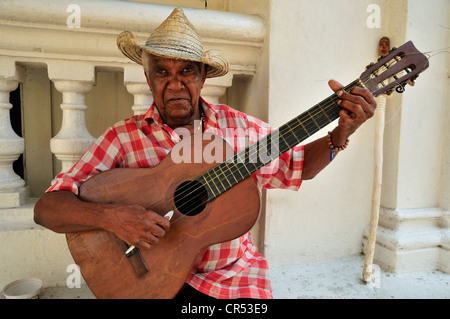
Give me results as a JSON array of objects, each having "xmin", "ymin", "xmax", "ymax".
[
  {"xmin": 156, "ymin": 74, "xmax": 379, "ymax": 223},
  {"xmin": 144, "ymin": 52, "xmax": 424, "ymax": 227},
  {"xmin": 116, "ymin": 51, "xmax": 429, "ymax": 255},
  {"xmin": 164, "ymin": 81, "xmax": 361, "ymax": 225},
  {"xmin": 164, "ymin": 51, "xmax": 426, "ymax": 223},
  {"xmin": 181, "ymin": 50, "xmax": 431, "ymax": 208},
  {"xmin": 166, "ymin": 55, "xmax": 419, "ymax": 224}
]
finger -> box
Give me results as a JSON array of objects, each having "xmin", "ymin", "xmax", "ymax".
[
  {"xmin": 151, "ymin": 213, "xmax": 171, "ymax": 231},
  {"xmin": 328, "ymin": 79, "xmax": 344, "ymax": 93},
  {"xmin": 349, "ymin": 86, "xmax": 377, "ymax": 108},
  {"xmin": 337, "ymin": 91, "xmax": 375, "ymax": 119},
  {"xmin": 140, "ymin": 233, "xmax": 159, "ymax": 246},
  {"xmin": 138, "ymin": 240, "xmax": 151, "ymax": 250},
  {"xmin": 148, "ymin": 223, "xmax": 166, "ymax": 238}
]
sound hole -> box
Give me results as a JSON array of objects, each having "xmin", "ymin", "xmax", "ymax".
[{"xmin": 174, "ymin": 180, "xmax": 207, "ymax": 216}]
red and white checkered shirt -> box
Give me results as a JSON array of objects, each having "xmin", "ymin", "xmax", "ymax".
[{"xmin": 47, "ymin": 97, "xmax": 304, "ymax": 299}]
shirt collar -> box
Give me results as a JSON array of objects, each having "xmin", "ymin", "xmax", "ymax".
[{"xmin": 143, "ymin": 102, "xmax": 164, "ymax": 126}]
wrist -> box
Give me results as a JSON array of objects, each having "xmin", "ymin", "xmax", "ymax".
[
  {"xmin": 327, "ymin": 129, "xmax": 350, "ymax": 161},
  {"xmin": 329, "ymin": 127, "xmax": 350, "ymax": 148}
]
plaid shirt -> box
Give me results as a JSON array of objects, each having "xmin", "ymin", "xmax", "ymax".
[{"xmin": 48, "ymin": 97, "xmax": 304, "ymax": 299}]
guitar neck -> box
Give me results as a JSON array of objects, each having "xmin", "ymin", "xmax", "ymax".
[{"xmin": 198, "ymin": 79, "xmax": 363, "ymax": 201}]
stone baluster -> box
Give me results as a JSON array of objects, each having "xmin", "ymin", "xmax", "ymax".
[
  {"xmin": 201, "ymin": 73, "xmax": 233, "ymax": 104},
  {"xmin": 126, "ymin": 83, "xmax": 153, "ymax": 115},
  {"xmin": 0, "ymin": 63, "xmax": 28, "ymax": 208},
  {"xmin": 124, "ymin": 65, "xmax": 153, "ymax": 115},
  {"xmin": 47, "ymin": 62, "xmax": 96, "ymax": 175}
]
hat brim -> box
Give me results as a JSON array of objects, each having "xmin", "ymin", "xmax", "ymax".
[{"xmin": 117, "ymin": 31, "xmax": 228, "ymax": 78}]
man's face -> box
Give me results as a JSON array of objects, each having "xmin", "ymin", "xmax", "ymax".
[{"xmin": 144, "ymin": 54, "xmax": 207, "ymax": 128}]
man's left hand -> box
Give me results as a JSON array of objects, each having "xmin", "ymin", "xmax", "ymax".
[{"xmin": 328, "ymin": 79, "xmax": 376, "ymax": 144}]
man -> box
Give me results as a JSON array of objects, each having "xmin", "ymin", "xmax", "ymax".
[{"xmin": 34, "ymin": 8, "xmax": 376, "ymax": 299}]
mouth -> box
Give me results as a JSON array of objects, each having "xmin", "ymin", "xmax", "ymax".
[{"xmin": 167, "ymin": 97, "xmax": 190, "ymax": 103}]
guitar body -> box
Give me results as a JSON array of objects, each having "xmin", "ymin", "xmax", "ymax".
[{"xmin": 66, "ymin": 133, "xmax": 261, "ymax": 299}]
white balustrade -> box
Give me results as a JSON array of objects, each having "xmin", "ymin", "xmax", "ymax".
[
  {"xmin": 202, "ymin": 73, "xmax": 234, "ymax": 105},
  {"xmin": 0, "ymin": 0, "xmax": 263, "ymax": 205},
  {"xmin": 50, "ymin": 80, "xmax": 95, "ymax": 174},
  {"xmin": 0, "ymin": 64, "xmax": 29, "ymax": 208},
  {"xmin": 125, "ymin": 83, "xmax": 153, "ymax": 115}
]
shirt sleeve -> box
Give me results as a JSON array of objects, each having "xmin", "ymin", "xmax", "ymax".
[
  {"xmin": 46, "ymin": 126, "xmax": 125, "ymax": 195},
  {"xmin": 242, "ymin": 115, "xmax": 304, "ymax": 191},
  {"xmin": 252, "ymin": 144, "xmax": 304, "ymax": 191}
]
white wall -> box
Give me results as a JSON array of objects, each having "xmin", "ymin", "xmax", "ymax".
[
  {"xmin": 263, "ymin": 0, "xmax": 449, "ymax": 269},
  {"xmin": 264, "ymin": 0, "xmax": 387, "ymax": 266}
]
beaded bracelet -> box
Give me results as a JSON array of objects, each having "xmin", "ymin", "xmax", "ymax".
[{"xmin": 327, "ymin": 131, "xmax": 349, "ymax": 161}]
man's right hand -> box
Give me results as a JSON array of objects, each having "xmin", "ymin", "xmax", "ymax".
[
  {"xmin": 34, "ymin": 190, "xmax": 170, "ymax": 250},
  {"xmin": 102, "ymin": 205, "xmax": 171, "ymax": 249}
]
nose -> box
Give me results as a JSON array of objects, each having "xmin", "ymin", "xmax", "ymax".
[{"xmin": 167, "ymin": 74, "xmax": 185, "ymax": 91}]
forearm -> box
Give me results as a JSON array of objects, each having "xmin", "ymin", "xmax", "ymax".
[
  {"xmin": 34, "ymin": 190, "xmax": 109, "ymax": 234},
  {"xmin": 302, "ymin": 127, "xmax": 349, "ymax": 180}
]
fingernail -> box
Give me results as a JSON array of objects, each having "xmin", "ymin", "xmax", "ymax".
[{"xmin": 337, "ymin": 90, "xmax": 343, "ymax": 97}]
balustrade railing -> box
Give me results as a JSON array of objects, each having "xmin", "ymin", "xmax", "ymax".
[{"xmin": 0, "ymin": 0, "xmax": 265, "ymax": 207}]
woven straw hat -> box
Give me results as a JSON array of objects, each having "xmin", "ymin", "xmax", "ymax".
[{"xmin": 117, "ymin": 8, "xmax": 229, "ymax": 78}]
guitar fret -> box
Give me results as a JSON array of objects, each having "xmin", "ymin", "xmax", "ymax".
[
  {"xmin": 228, "ymin": 164, "xmax": 240, "ymax": 184},
  {"xmin": 202, "ymin": 171, "xmax": 217, "ymax": 199},
  {"xmin": 285, "ymin": 122, "xmax": 301, "ymax": 144},
  {"xmin": 296, "ymin": 118, "xmax": 310, "ymax": 136},
  {"xmin": 238, "ymin": 162, "xmax": 251, "ymax": 178},
  {"xmin": 318, "ymin": 102, "xmax": 332, "ymax": 123},
  {"xmin": 307, "ymin": 110, "xmax": 321, "ymax": 130},
  {"xmin": 212, "ymin": 168, "xmax": 226, "ymax": 194},
  {"xmin": 233, "ymin": 162, "xmax": 245, "ymax": 179},
  {"xmin": 216, "ymin": 165, "xmax": 232, "ymax": 191}
]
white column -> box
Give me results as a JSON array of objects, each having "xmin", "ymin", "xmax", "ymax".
[
  {"xmin": 124, "ymin": 65, "xmax": 153, "ymax": 115},
  {"xmin": 47, "ymin": 61, "xmax": 96, "ymax": 175},
  {"xmin": 0, "ymin": 61, "xmax": 28, "ymax": 208},
  {"xmin": 201, "ymin": 73, "xmax": 233, "ymax": 104},
  {"xmin": 0, "ymin": 78, "xmax": 29, "ymax": 207},
  {"xmin": 366, "ymin": 1, "xmax": 450, "ymax": 274},
  {"xmin": 50, "ymin": 80, "xmax": 95, "ymax": 174},
  {"xmin": 125, "ymin": 83, "xmax": 153, "ymax": 115}
]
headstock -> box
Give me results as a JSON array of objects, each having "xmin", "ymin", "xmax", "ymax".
[{"xmin": 359, "ymin": 41, "xmax": 429, "ymax": 97}]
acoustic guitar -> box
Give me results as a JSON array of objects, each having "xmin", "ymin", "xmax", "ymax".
[{"xmin": 66, "ymin": 41, "xmax": 429, "ymax": 298}]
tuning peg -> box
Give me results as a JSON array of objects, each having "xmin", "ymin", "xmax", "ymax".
[
  {"xmin": 395, "ymin": 83, "xmax": 407, "ymax": 93},
  {"xmin": 407, "ymin": 75, "xmax": 419, "ymax": 87},
  {"xmin": 366, "ymin": 62, "xmax": 375, "ymax": 70},
  {"xmin": 384, "ymin": 89, "xmax": 394, "ymax": 96}
]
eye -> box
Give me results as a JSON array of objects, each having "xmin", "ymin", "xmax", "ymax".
[{"xmin": 183, "ymin": 66, "xmax": 193, "ymax": 73}]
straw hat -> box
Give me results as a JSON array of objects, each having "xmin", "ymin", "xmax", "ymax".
[{"xmin": 117, "ymin": 8, "xmax": 229, "ymax": 78}]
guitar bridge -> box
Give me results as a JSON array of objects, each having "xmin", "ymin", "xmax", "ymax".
[{"xmin": 116, "ymin": 237, "xmax": 149, "ymax": 278}]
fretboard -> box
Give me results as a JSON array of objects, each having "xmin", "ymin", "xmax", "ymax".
[{"xmin": 197, "ymin": 79, "xmax": 362, "ymax": 201}]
